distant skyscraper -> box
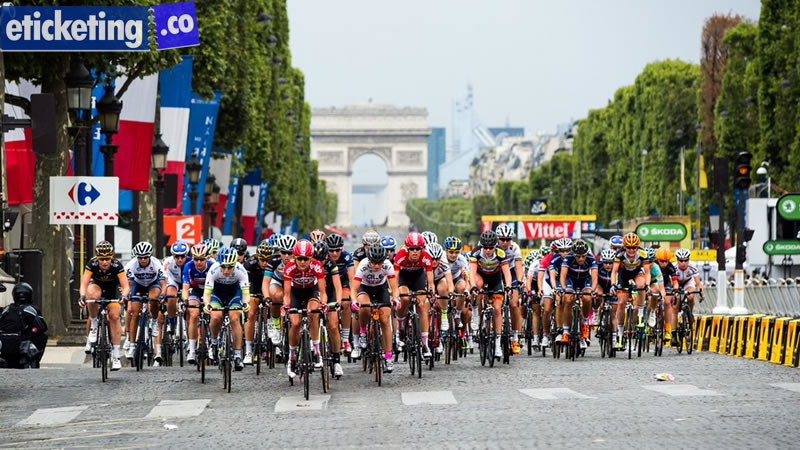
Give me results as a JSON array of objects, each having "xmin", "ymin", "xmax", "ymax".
[
  {"xmin": 488, "ymin": 127, "xmax": 525, "ymax": 141},
  {"xmin": 427, "ymin": 127, "xmax": 446, "ymax": 200}
]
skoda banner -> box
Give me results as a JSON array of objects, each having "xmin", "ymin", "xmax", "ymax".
[
  {"xmin": 635, "ymin": 222, "xmax": 687, "ymax": 242},
  {"xmin": 763, "ymin": 240, "xmax": 800, "ymax": 256},
  {"xmin": 777, "ymin": 193, "xmax": 800, "ymax": 221}
]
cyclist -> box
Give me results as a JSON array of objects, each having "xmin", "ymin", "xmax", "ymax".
[
  {"xmin": 549, "ymin": 238, "xmax": 573, "ymax": 344},
  {"xmin": 495, "ymin": 224, "xmax": 524, "ymax": 354},
  {"xmin": 283, "ymin": 239, "xmax": 328, "ymax": 378},
  {"xmin": 609, "ymin": 235, "xmax": 623, "ymax": 253},
  {"xmin": 427, "ymin": 242, "xmax": 455, "ymax": 354},
  {"xmin": 156, "ymin": 241, "xmax": 189, "ymax": 366},
  {"xmin": 536, "ymin": 241, "xmax": 561, "ymax": 348},
  {"xmin": 309, "ymin": 229, "xmax": 326, "ymax": 243},
  {"xmin": 231, "ymin": 238, "xmax": 249, "ymax": 263},
  {"xmin": 673, "ymin": 247, "xmax": 703, "ymax": 312},
  {"xmin": 394, "ymin": 231, "xmax": 436, "ymax": 358},
  {"xmin": 124, "ymin": 242, "xmax": 166, "ymax": 361},
  {"xmin": 262, "ymin": 234, "xmax": 296, "ymax": 349},
  {"xmin": 242, "ymin": 240, "xmax": 272, "ymax": 365},
  {"xmin": 611, "ymin": 232, "xmax": 651, "ymax": 348},
  {"xmin": 203, "ymin": 248, "xmax": 248, "ymax": 371},
  {"xmin": 421, "ymin": 231, "xmax": 438, "ymax": 246},
  {"xmin": 381, "ymin": 235, "xmax": 397, "ymax": 261},
  {"xmin": 523, "ymin": 250, "xmax": 542, "ymax": 347},
  {"xmin": 655, "ymin": 247, "xmax": 679, "ymax": 346},
  {"xmin": 469, "ymin": 230, "xmax": 513, "ymax": 358},
  {"xmin": 558, "ymin": 239, "xmax": 597, "ymax": 348},
  {"xmin": 325, "ymin": 233, "xmax": 356, "ymax": 356},
  {"xmin": 644, "ymin": 247, "xmax": 667, "ymax": 327},
  {"xmin": 206, "ymin": 238, "xmax": 222, "ymax": 261},
  {"xmin": 353, "ymin": 230, "xmax": 380, "ymax": 264},
  {"xmin": 444, "ymin": 236, "xmax": 472, "ymax": 345},
  {"xmin": 351, "ymin": 245, "xmax": 400, "ymax": 373},
  {"xmin": 79, "ymin": 241, "xmax": 129, "ymax": 370},
  {"xmin": 595, "ymin": 249, "xmax": 616, "ymax": 332},
  {"xmin": 183, "ymin": 243, "xmax": 213, "ymax": 365},
  {"xmin": 314, "ymin": 240, "xmax": 344, "ymax": 378}
]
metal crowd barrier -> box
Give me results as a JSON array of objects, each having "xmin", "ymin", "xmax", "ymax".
[{"xmin": 694, "ymin": 280, "xmax": 800, "ymax": 317}]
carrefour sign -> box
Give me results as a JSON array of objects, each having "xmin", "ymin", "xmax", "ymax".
[
  {"xmin": 0, "ymin": 3, "xmax": 198, "ymax": 51},
  {"xmin": 50, "ymin": 176, "xmax": 119, "ymax": 225},
  {"xmin": 635, "ymin": 222, "xmax": 687, "ymax": 242}
]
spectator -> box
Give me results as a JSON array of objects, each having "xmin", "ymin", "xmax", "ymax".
[{"xmin": 0, "ymin": 282, "xmax": 48, "ymax": 368}]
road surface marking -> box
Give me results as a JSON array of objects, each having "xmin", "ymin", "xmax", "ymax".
[
  {"xmin": 771, "ymin": 383, "xmax": 800, "ymax": 393},
  {"xmin": 401, "ymin": 391, "xmax": 458, "ymax": 405},
  {"xmin": 274, "ymin": 395, "xmax": 330, "ymax": 412},
  {"xmin": 145, "ymin": 399, "xmax": 210, "ymax": 418},
  {"xmin": 519, "ymin": 388, "xmax": 595, "ymax": 400},
  {"xmin": 642, "ymin": 384, "xmax": 723, "ymax": 397},
  {"xmin": 16, "ymin": 405, "xmax": 89, "ymax": 426}
]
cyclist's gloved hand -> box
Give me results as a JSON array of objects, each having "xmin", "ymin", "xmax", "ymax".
[
  {"xmin": 159, "ymin": 294, "xmax": 166, "ymax": 302},
  {"xmin": 351, "ymin": 302, "xmax": 359, "ymax": 313},
  {"xmin": 242, "ymin": 302, "xmax": 251, "ymax": 313},
  {"xmin": 78, "ymin": 295, "xmax": 87, "ymax": 308},
  {"xmin": 203, "ymin": 303, "xmax": 211, "ymax": 314},
  {"xmin": 470, "ymin": 286, "xmax": 479, "ymax": 295},
  {"xmin": 391, "ymin": 297, "xmax": 401, "ymax": 309},
  {"xmin": 281, "ymin": 304, "xmax": 290, "ymax": 313}
]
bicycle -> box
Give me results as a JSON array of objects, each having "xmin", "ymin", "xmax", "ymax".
[
  {"xmin": 319, "ymin": 303, "xmax": 333, "ymax": 392},
  {"xmin": 211, "ymin": 305, "xmax": 236, "ymax": 393},
  {"xmin": 647, "ymin": 291, "xmax": 665, "ymax": 357},
  {"xmin": 566, "ymin": 291, "xmax": 593, "ymax": 361},
  {"xmin": 129, "ymin": 295, "xmax": 153, "ymax": 371},
  {"xmin": 168, "ymin": 294, "xmax": 187, "ymax": 367},
  {"xmin": 500, "ymin": 290, "xmax": 512, "ymax": 365},
  {"xmin": 451, "ymin": 292, "xmax": 469, "ymax": 359},
  {"xmin": 398, "ymin": 290, "xmax": 427, "ymax": 378},
  {"xmin": 288, "ymin": 307, "xmax": 324, "ymax": 400},
  {"xmin": 158, "ymin": 296, "xmax": 175, "ymax": 367},
  {"xmin": 595, "ymin": 294, "xmax": 616, "ymax": 358},
  {"xmin": 620, "ymin": 285, "xmax": 648, "ymax": 359},
  {"xmin": 441, "ymin": 294, "xmax": 459, "ymax": 365},
  {"xmin": 477, "ymin": 288, "xmax": 504, "ymax": 368},
  {"xmin": 674, "ymin": 288, "xmax": 703, "ymax": 355},
  {"xmin": 427, "ymin": 295, "xmax": 448, "ymax": 370},
  {"xmin": 87, "ymin": 298, "xmax": 117, "ymax": 382},
  {"xmin": 522, "ymin": 291, "xmax": 539, "ymax": 356},
  {"xmin": 359, "ymin": 302, "xmax": 388, "ymax": 385},
  {"xmin": 251, "ymin": 294, "xmax": 272, "ymax": 375},
  {"xmin": 186, "ymin": 303, "xmax": 209, "ymax": 383}
]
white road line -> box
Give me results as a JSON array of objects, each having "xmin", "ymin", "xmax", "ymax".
[
  {"xmin": 771, "ymin": 383, "xmax": 800, "ymax": 393},
  {"xmin": 401, "ymin": 391, "xmax": 458, "ymax": 406},
  {"xmin": 145, "ymin": 399, "xmax": 211, "ymax": 418},
  {"xmin": 16, "ymin": 405, "xmax": 89, "ymax": 426},
  {"xmin": 519, "ymin": 388, "xmax": 595, "ymax": 400},
  {"xmin": 274, "ymin": 395, "xmax": 331, "ymax": 412},
  {"xmin": 642, "ymin": 384, "xmax": 724, "ymax": 397}
]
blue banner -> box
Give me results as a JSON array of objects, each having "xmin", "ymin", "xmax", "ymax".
[
  {"xmin": 223, "ymin": 146, "xmax": 243, "ymax": 235},
  {"xmin": 253, "ymin": 181, "xmax": 269, "ymax": 243},
  {"xmin": 284, "ymin": 216, "xmax": 299, "ymax": 236},
  {"xmin": 181, "ymin": 91, "xmax": 222, "ymax": 215},
  {"xmin": 151, "ymin": 1, "xmax": 199, "ymax": 50}
]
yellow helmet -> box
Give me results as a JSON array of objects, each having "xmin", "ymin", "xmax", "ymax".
[
  {"xmin": 622, "ymin": 232, "xmax": 641, "ymax": 248},
  {"xmin": 95, "ymin": 240, "xmax": 114, "ymax": 258}
]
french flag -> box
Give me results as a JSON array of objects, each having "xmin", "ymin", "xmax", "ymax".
[
  {"xmin": 207, "ymin": 151, "xmax": 232, "ymax": 229},
  {"xmin": 159, "ymin": 56, "xmax": 193, "ymax": 213},
  {"xmin": 3, "ymin": 80, "xmax": 39, "ymax": 205},
  {"xmin": 111, "ymin": 73, "xmax": 159, "ymax": 191},
  {"xmin": 240, "ymin": 169, "xmax": 261, "ymax": 244}
]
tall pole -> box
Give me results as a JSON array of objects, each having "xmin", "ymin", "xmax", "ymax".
[
  {"xmin": 679, "ymin": 145, "xmax": 685, "ymax": 217},
  {"xmin": 100, "ymin": 137, "xmax": 118, "ymax": 245},
  {"xmin": 637, "ymin": 148, "xmax": 647, "ymax": 218},
  {"xmin": 696, "ymin": 141, "xmax": 702, "ymax": 249},
  {"xmin": 713, "ymin": 190, "xmax": 729, "ymax": 314},
  {"xmin": 155, "ymin": 173, "xmax": 165, "ymax": 258},
  {"xmin": 731, "ymin": 189, "xmax": 747, "ymax": 314}
]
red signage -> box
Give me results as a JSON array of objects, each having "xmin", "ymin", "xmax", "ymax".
[
  {"xmin": 163, "ymin": 215, "xmax": 203, "ymax": 246},
  {"xmin": 521, "ymin": 221, "xmax": 576, "ymax": 239}
]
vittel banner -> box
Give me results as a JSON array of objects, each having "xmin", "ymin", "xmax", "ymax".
[{"xmin": 0, "ymin": 3, "xmax": 198, "ymax": 52}]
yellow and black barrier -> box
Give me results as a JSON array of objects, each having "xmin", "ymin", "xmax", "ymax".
[{"xmin": 693, "ymin": 314, "xmax": 799, "ymax": 368}]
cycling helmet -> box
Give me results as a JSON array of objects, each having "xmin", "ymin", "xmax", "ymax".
[
  {"xmin": 206, "ymin": 239, "xmax": 222, "ymax": 254},
  {"xmin": 524, "ymin": 252, "xmax": 537, "ymax": 268},
  {"xmin": 404, "ymin": 232, "xmax": 425, "ymax": 248},
  {"xmin": 170, "ymin": 240, "xmax": 189, "ymax": 256},
  {"xmin": 256, "ymin": 240, "xmax": 273, "ymax": 258},
  {"xmin": 362, "ymin": 230, "xmax": 380, "ymax": 246},
  {"xmin": 268, "ymin": 234, "xmax": 281, "ymax": 247},
  {"xmin": 325, "ymin": 232, "xmax": 344, "ymax": 249},
  {"xmin": 550, "ymin": 241, "xmax": 559, "ymax": 252},
  {"xmin": 421, "ymin": 231, "xmax": 438, "ymax": 245},
  {"xmin": 293, "ymin": 239, "xmax": 314, "ymax": 257},
  {"xmin": 230, "ymin": 238, "xmax": 248, "ymax": 256},
  {"xmin": 600, "ymin": 249, "xmax": 616, "ymax": 263},
  {"xmin": 610, "ymin": 235, "xmax": 623, "ymax": 249},
  {"xmin": 216, "ymin": 247, "xmax": 238, "ymax": 266},
  {"xmin": 495, "ymin": 224, "xmax": 515, "ymax": 238},
  {"xmin": 540, "ymin": 245, "xmax": 550, "ymax": 255},
  {"xmin": 381, "ymin": 235, "xmax": 396, "ymax": 251},
  {"xmin": 313, "ymin": 240, "xmax": 329, "ymax": 261},
  {"xmin": 309, "ymin": 229, "xmax": 326, "ymax": 242},
  {"xmin": 656, "ymin": 247, "xmax": 672, "ymax": 262},
  {"xmin": 12, "ymin": 282, "xmax": 33, "ymax": 304},
  {"xmin": 674, "ymin": 248, "xmax": 691, "ymax": 260},
  {"xmin": 443, "ymin": 236, "xmax": 463, "ymax": 251},
  {"xmin": 426, "ymin": 243, "xmax": 444, "ymax": 260},
  {"xmin": 276, "ymin": 235, "xmax": 297, "ymax": 252},
  {"xmin": 572, "ymin": 239, "xmax": 589, "ymax": 255},
  {"xmin": 644, "ymin": 247, "xmax": 657, "ymax": 261},
  {"xmin": 366, "ymin": 244, "xmax": 387, "ymax": 263},
  {"xmin": 95, "ymin": 240, "xmax": 114, "ymax": 258},
  {"xmin": 622, "ymin": 232, "xmax": 640, "ymax": 248},
  {"xmin": 132, "ymin": 241, "xmax": 153, "ymax": 258},
  {"xmin": 556, "ymin": 238, "xmax": 573, "ymax": 251},
  {"xmin": 191, "ymin": 243, "xmax": 208, "ymax": 259},
  {"xmin": 480, "ymin": 230, "xmax": 498, "ymax": 248}
]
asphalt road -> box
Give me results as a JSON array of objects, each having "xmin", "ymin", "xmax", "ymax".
[{"xmin": 1, "ymin": 341, "xmax": 799, "ymax": 449}]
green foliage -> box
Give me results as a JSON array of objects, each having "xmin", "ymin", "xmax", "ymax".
[
  {"xmin": 494, "ymin": 180, "xmax": 530, "ymax": 214},
  {"xmin": 406, "ymin": 198, "xmax": 474, "ymax": 241}
]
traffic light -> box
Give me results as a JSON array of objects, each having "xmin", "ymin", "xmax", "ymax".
[
  {"xmin": 734, "ymin": 152, "xmax": 752, "ymax": 190},
  {"xmin": 736, "ymin": 243, "xmax": 747, "ymax": 266}
]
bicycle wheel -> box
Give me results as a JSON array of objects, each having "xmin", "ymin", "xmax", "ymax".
[
  {"xmin": 685, "ymin": 310, "xmax": 694, "ymax": 355},
  {"xmin": 408, "ymin": 317, "xmax": 417, "ymax": 375},
  {"xmin": 302, "ymin": 330, "xmax": 311, "ymax": 400},
  {"xmin": 627, "ymin": 309, "xmax": 634, "ymax": 360},
  {"xmin": 487, "ymin": 309, "xmax": 497, "ymax": 368},
  {"xmin": 225, "ymin": 328, "xmax": 233, "ymax": 393},
  {"xmin": 178, "ymin": 314, "xmax": 185, "ymax": 367},
  {"xmin": 255, "ymin": 308, "xmax": 263, "ymax": 376},
  {"xmin": 321, "ymin": 325, "xmax": 330, "ymax": 393},
  {"xmin": 374, "ymin": 322, "xmax": 382, "ymax": 386},
  {"xmin": 414, "ymin": 315, "xmax": 423, "ymax": 379},
  {"xmin": 165, "ymin": 322, "xmax": 174, "ymax": 367},
  {"xmin": 526, "ymin": 311, "xmax": 533, "ymax": 356},
  {"xmin": 99, "ymin": 316, "xmax": 108, "ymax": 382},
  {"xmin": 135, "ymin": 314, "xmax": 146, "ymax": 371}
]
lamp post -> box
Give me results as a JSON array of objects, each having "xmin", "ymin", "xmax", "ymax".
[
  {"xmin": 96, "ymin": 84, "xmax": 122, "ymax": 245},
  {"xmin": 695, "ymin": 122, "xmax": 702, "ymax": 249},
  {"xmin": 152, "ymin": 134, "xmax": 169, "ymax": 258},
  {"xmin": 209, "ymin": 182, "xmax": 220, "ymax": 239},
  {"xmin": 203, "ymin": 174, "xmax": 216, "ymax": 239},
  {"xmin": 757, "ymin": 162, "xmax": 772, "ymax": 276},
  {"xmin": 637, "ymin": 148, "xmax": 647, "ymax": 218},
  {"xmin": 186, "ymin": 154, "xmax": 202, "ymax": 216}
]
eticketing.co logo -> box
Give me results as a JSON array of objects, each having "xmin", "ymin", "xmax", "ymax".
[{"xmin": 0, "ymin": 2, "xmax": 199, "ymax": 52}]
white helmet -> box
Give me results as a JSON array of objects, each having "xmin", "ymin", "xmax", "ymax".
[
  {"xmin": 495, "ymin": 224, "xmax": 515, "ymax": 238},
  {"xmin": 276, "ymin": 235, "xmax": 297, "ymax": 252},
  {"xmin": 426, "ymin": 243, "xmax": 444, "ymax": 260},
  {"xmin": 132, "ymin": 241, "xmax": 153, "ymax": 258},
  {"xmin": 421, "ymin": 231, "xmax": 438, "ymax": 245},
  {"xmin": 674, "ymin": 248, "xmax": 691, "ymax": 260},
  {"xmin": 362, "ymin": 230, "xmax": 380, "ymax": 246},
  {"xmin": 600, "ymin": 248, "xmax": 616, "ymax": 262}
]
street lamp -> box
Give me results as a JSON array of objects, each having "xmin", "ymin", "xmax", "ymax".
[
  {"xmin": 64, "ymin": 57, "xmax": 93, "ymax": 114},
  {"xmin": 96, "ymin": 84, "xmax": 123, "ymax": 245},
  {"xmin": 186, "ymin": 153, "xmax": 202, "ymax": 215},
  {"xmin": 152, "ymin": 134, "xmax": 169, "ymax": 258},
  {"xmin": 203, "ymin": 174, "xmax": 217, "ymax": 238},
  {"xmin": 210, "ymin": 182, "xmax": 221, "ymax": 238}
]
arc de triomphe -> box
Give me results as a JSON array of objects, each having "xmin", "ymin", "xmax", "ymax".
[{"xmin": 311, "ymin": 104, "xmax": 429, "ymax": 227}]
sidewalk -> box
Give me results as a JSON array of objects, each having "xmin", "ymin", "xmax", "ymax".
[{"xmin": 39, "ymin": 339, "xmax": 90, "ymax": 366}]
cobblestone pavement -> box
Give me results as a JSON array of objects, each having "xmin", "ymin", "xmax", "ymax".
[{"xmin": 1, "ymin": 343, "xmax": 799, "ymax": 449}]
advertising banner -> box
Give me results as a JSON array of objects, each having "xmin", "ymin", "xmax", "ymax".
[
  {"xmin": 49, "ymin": 176, "xmax": 118, "ymax": 225},
  {"xmin": 163, "ymin": 215, "xmax": 202, "ymax": 246}
]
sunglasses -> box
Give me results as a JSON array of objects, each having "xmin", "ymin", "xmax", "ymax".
[
  {"xmin": 657, "ymin": 259, "xmax": 670, "ymax": 263},
  {"xmin": 280, "ymin": 251, "xmax": 293, "ymax": 256},
  {"xmin": 625, "ymin": 246, "xmax": 638, "ymax": 250},
  {"xmin": 447, "ymin": 250, "xmax": 460, "ymax": 255},
  {"xmin": 498, "ymin": 238, "xmax": 511, "ymax": 242},
  {"xmin": 221, "ymin": 264, "xmax": 235, "ymax": 270},
  {"xmin": 98, "ymin": 257, "xmax": 111, "ymax": 262},
  {"xmin": 174, "ymin": 255, "xmax": 187, "ymax": 259},
  {"xmin": 408, "ymin": 247, "xmax": 422, "ymax": 251},
  {"xmin": 137, "ymin": 256, "xmax": 150, "ymax": 260},
  {"xmin": 483, "ymin": 246, "xmax": 496, "ymax": 250},
  {"xmin": 328, "ymin": 248, "xmax": 342, "ymax": 253},
  {"xmin": 677, "ymin": 259, "xmax": 689, "ymax": 262},
  {"xmin": 295, "ymin": 256, "xmax": 310, "ymax": 262},
  {"xmin": 257, "ymin": 257, "xmax": 270, "ymax": 262}
]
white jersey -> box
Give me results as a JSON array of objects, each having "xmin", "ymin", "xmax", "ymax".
[
  {"xmin": 205, "ymin": 262, "xmax": 250, "ymax": 293},
  {"xmin": 353, "ymin": 259, "xmax": 395, "ymax": 287},
  {"xmin": 432, "ymin": 258, "xmax": 451, "ymax": 281},
  {"xmin": 125, "ymin": 257, "xmax": 165, "ymax": 286},
  {"xmin": 500, "ymin": 241, "xmax": 523, "ymax": 264},
  {"xmin": 525, "ymin": 259, "xmax": 541, "ymax": 279},
  {"xmin": 161, "ymin": 256, "xmax": 185, "ymax": 285},
  {"xmin": 673, "ymin": 262, "xmax": 699, "ymax": 287},
  {"xmin": 447, "ymin": 253, "xmax": 470, "ymax": 280}
]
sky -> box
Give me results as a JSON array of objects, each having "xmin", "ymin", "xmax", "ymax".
[{"xmin": 288, "ymin": 0, "xmax": 762, "ymax": 135}]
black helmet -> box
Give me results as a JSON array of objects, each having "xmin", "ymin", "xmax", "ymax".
[
  {"xmin": 231, "ymin": 238, "xmax": 248, "ymax": 256},
  {"xmin": 12, "ymin": 282, "xmax": 33, "ymax": 304},
  {"xmin": 325, "ymin": 233, "xmax": 344, "ymax": 249},
  {"xmin": 573, "ymin": 239, "xmax": 589, "ymax": 255},
  {"xmin": 313, "ymin": 240, "xmax": 328, "ymax": 261},
  {"xmin": 480, "ymin": 230, "xmax": 498, "ymax": 248},
  {"xmin": 366, "ymin": 245, "xmax": 387, "ymax": 263}
]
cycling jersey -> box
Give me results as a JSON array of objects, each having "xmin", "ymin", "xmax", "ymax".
[
  {"xmin": 432, "ymin": 258, "xmax": 450, "ymax": 282},
  {"xmin": 354, "ymin": 258, "xmax": 395, "ymax": 287},
  {"xmin": 660, "ymin": 262, "xmax": 678, "ymax": 287},
  {"xmin": 124, "ymin": 257, "xmax": 165, "ymax": 287},
  {"xmin": 161, "ymin": 256, "xmax": 186, "ymax": 289},
  {"xmin": 447, "ymin": 253, "xmax": 470, "ymax": 281},
  {"xmin": 283, "ymin": 260, "xmax": 325, "ymax": 289},
  {"xmin": 597, "ymin": 266, "xmax": 612, "ymax": 292},
  {"xmin": 352, "ymin": 247, "xmax": 367, "ymax": 263},
  {"xmin": 334, "ymin": 250, "xmax": 355, "ymax": 289},
  {"xmin": 469, "ymin": 246, "xmax": 507, "ymax": 275},
  {"xmin": 322, "ymin": 258, "xmax": 340, "ymax": 303},
  {"xmin": 393, "ymin": 248, "xmax": 434, "ymax": 272},
  {"xmin": 183, "ymin": 259, "xmax": 212, "ymax": 295},
  {"xmin": 614, "ymin": 248, "xmax": 647, "ymax": 272},
  {"xmin": 561, "ymin": 254, "xmax": 598, "ymax": 281},
  {"xmin": 264, "ymin": 254, "xmax": 287, "ymax": 283},
  {"xmin": 205, "ymin": 262, "xmax": 250, "ymax": 297},
  {"xmin": 85, "ymin": 257, "xmax": 125, "ymax": 299},
  {"xmin": 673, "ymin": 262, "xmax": 699, "ymax": 287},
  {"xmin": 548, "ymin": 254, "xmax": 567, "ymax": 286},
  {"xmin": 649, "ymin": 263, "xmax": 664, "ymax": 285},
  {"xmin": 243, "ymin": 258, "xmax": 266, "ymax": 296}
]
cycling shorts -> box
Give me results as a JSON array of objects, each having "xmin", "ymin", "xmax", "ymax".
[
  {"xmin": 679, "ymin": 279, "xmax": 697, "ymax": 291},
  {"xmin": 290, "ymin": 286, "xmax": 320, "ymax": 309},
  {"xmin": 166, "ymin": 277, "xmax": 182, "ymax": 291},
  {"xmin": 565, "ymin": 276, "xmax": 592, "ymax": 293},
  {"xmin": 356, "ymin": 282, "xmax": 390, "ymax": 306},
  {"xmin": 88, "ymin": 280, "xmax": 119, "ymax": 301},
  {"xmin": 541, "ymin": 280, "xmax": 554, "ymax": 299},
  {"xmin": 617, "ymin": 269, "xmax": 645, "ymax": 291},
  {"xmin": 476, "ymin": 271, "xmax": 503, "ymax": 293},
  {"xmin": 210, "ymin": 293, "xmax": 243, "ymax": 310},
  {"xmin": 131, "ymin": 282, "xmax": 161, "ymax": 300},
  {"xmin": 187, "ymin": 287, "xmax": 204, "ymax": 303},
  {"xmin": 398, "ymin": 269, "xmax": 427, "ymax": 292}
]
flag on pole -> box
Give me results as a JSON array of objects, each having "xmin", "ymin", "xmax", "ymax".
[
  {"xmin": 699, "ymin": 154, "xmax": 708, "ymax": 189},
  {"xmin": 181, "ymin": 91, "xmax": 222, "ymax": 215},
  {"xmin": 207, "ymin": 150, "xmax": 233, "ymax": 229},
  {"xmin": 3, "ymin": 80, "xmax": 38, "ymax": 205},
  {"xmin": 240, "ymin": 169, "xmax": 261, "ymax": 244},
  {"xmin": 222, "ymin": 146, "xmax": 243, "ymax": 235},
  {"xmin": 160, "ymin": 56, "xmax": 193, "ymax": 213},
  {"xmin": 680, "ymin": 152, "xmax": 687, "ymax": 192},
  {"xmin": 112, "ymin": 73, "xmax": 159, "ymax": 191}
]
